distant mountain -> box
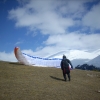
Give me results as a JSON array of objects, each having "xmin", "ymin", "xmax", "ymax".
[
  {"xmin": 71, "ymin": 55, "xmax": 100, "ymax": 68},
  {"xmin": 87, "ymin": 55, "xmax": 100, "ymax": 68},
  {"xmin": 71, "ymin": 59, "xmax": 89, "ymax": 68}
]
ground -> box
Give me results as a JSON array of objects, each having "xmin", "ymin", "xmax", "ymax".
[{"xmin": 0, "ymin": 61, "xmax": 100, "ymax": 100}]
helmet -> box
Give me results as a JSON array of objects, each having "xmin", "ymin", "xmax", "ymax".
[{"xmin": 63, "ymin": 55, "xmax": 66, "ymax": 59}]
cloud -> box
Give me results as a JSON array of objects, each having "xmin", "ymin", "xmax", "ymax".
[
  {"xmin": 8, "ymin": 0, "xmax": 82, "ymax": 34},
  {"xmin": 8, "ymin": 0, "xmax": 100, "ymax": 34},
  {"xmin": 44, "ymin": 32, "xmax": 100, "ymax": 50},
  {"xmin": 0, "ymin": 51, "xmax": 17, "ymax": 62},
  {"xmin": 82, "ymin": 2, "xmax": 100, "ymax": 30},
  {"xmin": 15, "ymin": 41, "xmax": 23, "ymax": 45}
]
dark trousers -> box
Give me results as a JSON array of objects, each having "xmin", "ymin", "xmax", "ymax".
[{"xmin": 63, "ymin": 70, "xmax": 70, "ymax": 81}]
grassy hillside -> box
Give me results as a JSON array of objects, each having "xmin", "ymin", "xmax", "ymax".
[{"xmin": 0, "ymin": 61, "xmax": 100, "ymax": 100}]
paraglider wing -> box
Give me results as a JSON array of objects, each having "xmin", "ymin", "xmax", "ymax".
[
  {"xmin": 14, "ymin": 47, "xmax": 72, "ymax": 69},
  {"xmin": 14, "ymin": 47, "xmax": 29, "ymax": 65}
]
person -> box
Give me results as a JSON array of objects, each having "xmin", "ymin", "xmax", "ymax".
[{"xmin": 60, "ymin": 55, "xmax": 73, "ymax": 81}]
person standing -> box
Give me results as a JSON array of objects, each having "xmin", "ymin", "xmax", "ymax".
[{"xmin": 60, "ymin": 55, "xmax": 73, "ymax": 81}]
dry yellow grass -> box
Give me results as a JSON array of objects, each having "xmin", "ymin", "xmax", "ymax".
[{"xmin": 0, "ymin": 61, "xmax": 100, "ymax": 100}]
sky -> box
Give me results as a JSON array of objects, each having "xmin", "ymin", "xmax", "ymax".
[{"xmin": 0, "ymin": 0, "xmax": 100, "ymax": 62}]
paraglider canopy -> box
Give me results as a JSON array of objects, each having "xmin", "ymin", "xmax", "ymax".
[{"xmin": 14, "ymin": 47, "xmax": 72, "ymax": 69}]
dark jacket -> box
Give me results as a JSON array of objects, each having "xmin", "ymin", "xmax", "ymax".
[{"xmin": 61, "ymin": 58, "xmax": 73, "ymax": 71}]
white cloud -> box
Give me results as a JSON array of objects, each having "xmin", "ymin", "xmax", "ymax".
[
  {"xmin": 15, "ymin": 41, "xmax": 23, "ymax": 45},
  {"xmin": 82, "ymin": 3, "xmax": 100, "ymax": 30},
  {"xmin": 8, "ymin": 0, "xmax": 79, "ymax": 34},
  {"xmin": 60, "ymin": 0, "xmax": 85, "ymax": 18},
  {"xmin": 0, "ymin": 51, "xmax": 17, "ymax": 62},
  {"xmin": 44, "ymin": 32, "xmax": 100, "ymax": 50},
  {"xmin": 8, "ymin": 0, "xmax": 100, "ymax": 35}
]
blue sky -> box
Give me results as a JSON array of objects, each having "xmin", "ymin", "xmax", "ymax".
[{"xmin": 0, "ymin": 0, "xmax": 100, "ymax": 62}]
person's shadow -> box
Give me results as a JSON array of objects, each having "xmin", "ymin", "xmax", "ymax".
[{"xmin": 50, "ymin": 76, "xmax": 64, "ymax": 81}]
